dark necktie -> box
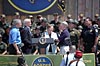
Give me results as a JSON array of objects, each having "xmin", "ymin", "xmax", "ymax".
[
  {"xmin": 66, "ymin": 54, "xmax": 68, "ymax": 66},
  {"xmin": 28, "ymin": 27, "xmax": 32, "ymax": 36},
  {"xmin": 76, "ymin": 61, "xmax": 79, "ymax": 66},
  {"xmin": 49, "ymin": 33, "xmax": 52, "ymax": 52}
]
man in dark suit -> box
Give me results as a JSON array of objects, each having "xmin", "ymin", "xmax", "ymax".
[
  {"xmin": 58, "ymin": 21, "xmax": 71, "ymax": 54},
  {"xmin": 21, "ymin": 18, "xmax": 33, "ymax": 54}
]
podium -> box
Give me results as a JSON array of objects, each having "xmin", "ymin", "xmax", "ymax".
[{"xmin": 32, "ymin": 38, "xmax": 54, "ymax": 54}]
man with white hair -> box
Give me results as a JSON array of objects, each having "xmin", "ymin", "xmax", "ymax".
[
  {"xmin": 60, "ymin": 46, "xmax": 76, "ymax": 66},
  {"xmin": 21, "ymin": 18, "xmax": 33, "ymax": 54},
  {"xmin": 58, "ymin": 21, "xmax": 71, "ymax": 54},
  {"xmin": 9, "ymin": 19, "xmax": 22, "ymax": 55}
]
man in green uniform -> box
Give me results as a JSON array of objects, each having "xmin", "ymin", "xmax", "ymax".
[
  {"xmin": 0, "ymin": 34, "xmax": 7, "ymax": 55},
  {"xmin": 96, "ymin": 17, "xmax": 100, "ymax": 64},
  {"xmin": 68, "ymin": 19, "xmax": 80, "ymax": 50}
]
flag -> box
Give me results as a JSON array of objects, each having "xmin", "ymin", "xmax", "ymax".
[
  {"xmin": 58, "ymin": 0, "xmax": 66, "ymax": 12},
  {"xmin": 3, "ymin": 0, "xmax": 63, "ymax": 15}
]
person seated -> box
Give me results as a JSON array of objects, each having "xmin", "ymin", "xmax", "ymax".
[{"xmin": 0, "ymin": 34, "xmax": 7, "ymax": 55}]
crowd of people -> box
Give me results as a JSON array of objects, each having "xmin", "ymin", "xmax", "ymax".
[{"xmin": 0, "ymin": 12, "xmax": 100, "ymax": 66}]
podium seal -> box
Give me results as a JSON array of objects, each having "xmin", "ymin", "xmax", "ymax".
[
  {"xmin": 32, "ymin": 56, "xmax": 53, "ymax": 66},
  {"xmin": 39, "ymin": 37, "xmax": 46, "ymax": 45}
]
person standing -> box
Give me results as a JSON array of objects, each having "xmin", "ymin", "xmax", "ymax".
[
  {"xmin": 68, "ymin": 19, "xmax": 80, "ymax": 50},
  {"xmin": 44, "ymin": 24, "xmax": 58, "ymax": 54},
  {"xmin": 21, "ymin": 18, "xmax": 33, "ymax": 54},
  {"xmin": 58, "ymin": 21, "xmax": 71, "ymax": 54},
  {"xmin": 50, "ymin": 13, "xmax": 60, "ymax": 32},
  {"xmin": 9, "ymin": 19, "xmax": 22, "ymax": 55},
  {"xmin": 80, "ymin": 17, "xmax": 99, "ymax": 53}
]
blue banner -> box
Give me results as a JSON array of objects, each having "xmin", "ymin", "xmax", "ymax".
[{"xmin": 3, "ymin": 0, "xmax": 62, "ymax": 15}]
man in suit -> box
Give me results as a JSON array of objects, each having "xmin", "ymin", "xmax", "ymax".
[
  {"xmin": 58, "ymin": 21, "xmax": 71, "ymax": 54},
  {"xmin": 21, "ymin": 18, "xmax": 33, "ymax": 54}
]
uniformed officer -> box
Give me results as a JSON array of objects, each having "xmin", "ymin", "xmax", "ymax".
[
  {"xmin": 0, "ymin": 14, "xmax": 9, "ymax": 30},
  {"xmin": 11, "ymin": 12, "xmax": 21, "ymax": 26},
  {"xmin": 68, "ymin": 19, "xmax": 80, "ymax": 50},
  {"xmin": 66, "ymin": 14, "xmax": 72, "ymax": 22},
  {"xmin": 78, "ymin": 14, "xmax": 85, "ymax": 26},
  {"xmin": 92, "ymin": 14, "xmax": 99, "ymax": 25},
  {"xmin": 0, "ymin": 14, "xmax": 6, "ymax": 28},
  {"xmin": 80, "ymin": 17, "xmax": 99, "ymax": 53},
  {"xmin": 96, "ymin": 17, "xmax": 100, "ymax": 64},
  {"xmin": 0, "ymin": 34, "xmax": 7, "ymax": 55},
  {"xmin": 14, "ymin": 12, "xmax": 20, "ymax": 19},
  {"xmin": 27, "ymin": 15, "xmax": 36, "ymax": 29},
  {"xmin": 36, "ymin": 15, "xmax": 43, "ymax": 26},
  {"xmin": 50, "ymin": 13, "xmax": 60, "ymax": 32}
]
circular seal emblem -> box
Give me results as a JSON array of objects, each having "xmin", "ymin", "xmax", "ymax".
[
  {"xmin": 32, "ymin": 56, "xmax": 53, "ymax": 66},
  {"xmin": 39, "ymin": 37, "xmax": 46, "ymax": 44},
  {"xmin": 8, "ymin": 0, "xmax": 57, "ymax": 14}
]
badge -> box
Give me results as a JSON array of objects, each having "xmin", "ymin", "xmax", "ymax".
[
  {"xmin": 90, "ymin": 29, "xmax": 92, "ymax": 32},
  {"xmin": 95, "ymin": 29, "xmax": 98, "ymax": 32},
  {"xmin": 39, "ymin": 37, "xmax": 46, "ymax": 44}
]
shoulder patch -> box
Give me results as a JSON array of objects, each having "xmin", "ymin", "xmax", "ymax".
[{"xmin": 95, "ymin": 29, "xmax": 98, "ymax": 33}]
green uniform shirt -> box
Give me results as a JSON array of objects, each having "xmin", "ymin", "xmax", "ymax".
[{"xmin": 0, "ymin": 41, "xmax": 7, "ymax": 53}]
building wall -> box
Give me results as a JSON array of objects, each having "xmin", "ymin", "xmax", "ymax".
[
  {"xmin": 65, "ymin": 0, "xmax": 100, "ymax": 19},
  {"xmin": 0, "ymin": 0, "xmax": 3, "ymax": 15}
]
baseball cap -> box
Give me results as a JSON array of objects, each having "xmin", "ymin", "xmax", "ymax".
[
  {"xmin": 15, "ymin": 12, "xmax": 20, "ymax": 15},
  {"xmin": 75, "ymin": 50, "xmax": 83, "ymax": 58}
]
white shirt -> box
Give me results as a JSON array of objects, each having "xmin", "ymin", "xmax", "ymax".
[
  {"xmin": 70, "ymin": 61, "xmax": 85, "ymax": 66},
  {"xmin": 44, "ymin": 31, "xmax": 58, "ymax": 40},
  {"xmin": 44, "ymin": 31, "xmax": 58, "ymax": 54},
  {"xmin": 60, "ymin": 53, "xmax": 75, "ymax": 66},
  {"xmin": 60, "ymin": 53, "xmax": 84, "ymax": 66}
]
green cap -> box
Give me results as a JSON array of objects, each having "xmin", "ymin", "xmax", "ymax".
[
  {"xmin": 42, "ymin": 18, "xmax": 48, "ymax": 23},
  {"xmin": 15, "ymin": 12, "xmax": 20, "ymax": 15},
  {"xmin": 97, "ymin": 17, "xmax": 100, "ymax": 21},
  {"xmin": 74, "ymin": 19, "xmax": 79, "ymax": 25},
  {"xmin": 67, "ymin": 14, "xmax": 71, "ymax": 18},
  {"xmin": 68, "ymin": 19, "xmax": 74, "ymax": 23},
  {"xmin": 78, "ymin": 25, "xmax": 83, "ymax": 29},
  {"xmin": 68, "ymin": 19, "xmax": 79, "ymax": 25},
  {"xmin": 95, "ymin": 14, "xmax": 99, "ymax": 17}
]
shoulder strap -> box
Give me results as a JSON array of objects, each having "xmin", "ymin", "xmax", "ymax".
[{"xmin": 68, "ymin": 60, "xmax": 77, "ymax": 66}]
